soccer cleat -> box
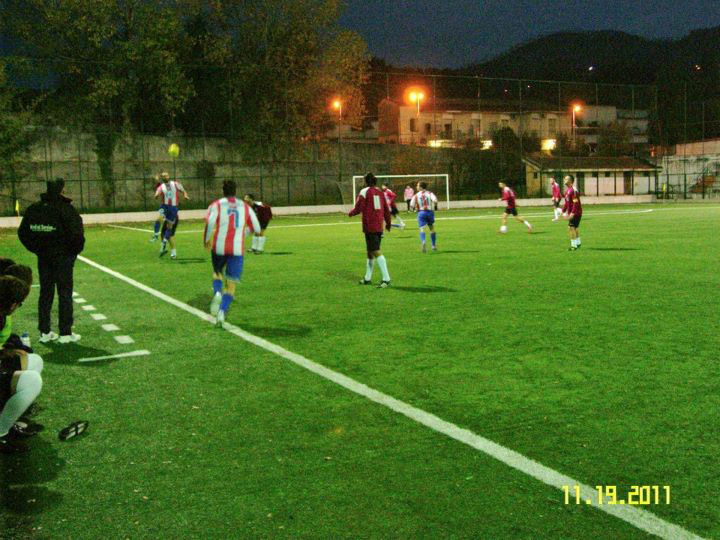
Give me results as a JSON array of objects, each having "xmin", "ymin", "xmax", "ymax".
[
  {"xmin": 552, "ymin": 218, "xmax": 559, "ymax": 222},
  {"xmin": 358, "ymin": 279, "xmax": 372, "ymax": 285},
  {"xmin": 58, "ymin": 420, "xmax": 89, "ymax": 441},
  {"xmin": 431, "ymin": 246, "xmax": 437, "ymax": 251},
  {"xmin": 39, "ymin": 331, "xmax": 59, "ymax": 343},
  {"xmin": 58, "ymin": 333, "xmax": 81, "ymax": 344},
  {"xmin": 170, "ymin": 252, "xmax": 176, "ymax": 260},
  {"xmin": 216, "ymin": 310, "xmax": 225, "ymax": 327},
  {"xmin": 159, "ymin": 242, "xmax": 168, "ymax": 257},
  {"xmin": 377, "ymin": 280, "xmax": 391, "ymax": 288},
  {"xmin": 568, "ymin": 246, "xmax": 577, "ymax": 251},
  {"xmin": 10, "ymin": 422, "xmax": 43, "ymax": 439},
  {"xmin": 150, "ymin": 235, "xmax": 158, "ymax": 242},
  {"xmin": 210, "ymin": 292, "xmax": 222, "ymax": 315}
]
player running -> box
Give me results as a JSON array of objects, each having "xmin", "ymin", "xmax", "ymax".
[
  {"xmin": 498, "ymin": 182, "xmax": 532, "ymax": 234},
  {"xmin": 550, "ymin": 178, "xmax": 563, "ymax": 221},
  {"xmin": 349, "ymin": 173, "xmax": 392, "ymax": 288},
  {"xmin": 204, "ymin": 180, "xmax": 260, "ymax": 326},
  {"xmin": 381, "ymin": 183, "xmax": 405, "ymax": 229},
  {"xmin": 562, "ymin": 175, "xmax": 583, "ymax": 250},
  {"xmin": 243, "ymin": 194, "xmax": 273, "ymax": 254},
  {"xmin": 410, "ymin": 182, "xmax": 438, "ymax": 252},
  {"xmin": 154, "ymin": 172, "xmax": 189, "ymax": 259}
]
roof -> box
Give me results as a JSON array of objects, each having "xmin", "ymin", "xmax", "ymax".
[
  {"xmin": 523, "ymin": 155, "xmax": 660, "ymax": 171},
  {"xmin": 380, "ymin": 97, "xmax": 561, "ymax": 114}
]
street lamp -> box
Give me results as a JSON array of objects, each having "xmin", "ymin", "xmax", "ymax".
[
  {"xmin": 571, "ymin": 103, "xmax": 582, "ymax": 141},
  {"xmin": 408, "ymin": 90, "xmax": 424, "ymax": 116},
  {"xmin": 331, "ymin": 99, "xmax": 342, "ymax": 139}
]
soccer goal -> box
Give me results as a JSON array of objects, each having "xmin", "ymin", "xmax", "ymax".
[{"xmin": 351, "ymin": 174, "xmax": 450, "ymax": 210}]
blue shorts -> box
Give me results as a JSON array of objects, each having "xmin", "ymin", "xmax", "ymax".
[
  {"xmin": 417, "ymin": 210, "xmax": 435, "ymax": 228},
  {"xmin": 211, "ymin": 253, "xmax": 244, "ymax": 282},
  {"xmin": 162, "ymin": 205, "xmax": 178, "ymax": 223}
]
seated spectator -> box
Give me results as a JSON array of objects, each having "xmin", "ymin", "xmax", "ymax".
[{"xmin": 0, "ymin": 275, "xmax": 44, "ymax": 454}]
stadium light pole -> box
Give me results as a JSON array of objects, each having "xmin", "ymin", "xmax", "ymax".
[
  {"xmin": 571, "ymin": 103, "xmax": 582, "ymax": 144},
  {"xmin": 409, "ymin": 91, "xmax": 424, "ymax": 117},
  {"xmin": 332, "ymin": 99, "xmax": 342, "ymax": 139}
]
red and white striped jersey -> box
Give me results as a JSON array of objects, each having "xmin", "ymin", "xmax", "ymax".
[
  {"xmin": 204, "ymin": 197, "xmax": 261, "ymax": 256},
  {"xmin": 410, "ymin": 189, "xmax": 438, "ymax": 211},
  {"xmin": 155, "ymin": 181, "xmax": 185, "ymax": 206}
]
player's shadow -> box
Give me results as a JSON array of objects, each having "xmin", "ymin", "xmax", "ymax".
[
  {"xmin": 187, "ymin": 294, "xmax": 212, "ymax": 312},
  {"xmin": 265, "ymin": 252, "xmax": 293, "ymax": 256},
  {"xmin": 174, "ymin": 257, "xmax": 206, "ymax": 264},
  {"xmin": 528, "ymin": 231, "xmax": 548, "ymax": 235},
  {"xmin": 325, "ymin": 270, "xmax": 357, "ymax": 282},
  {"xmin": 239, "ymin": 323, "xmax": 312, "ymax": 338},
  {"xmin": 1, "ymin": 435, "xmax": 66, "ymax": 524},
  {"xmin": 40, "ymin": 343, "xmax": 114, "ymax": 367},
  {"xmin": 586, "ymin": 247, "xmax": 642, "ymax": 251},
  {"xmin": 392, "ymin": 286, "xmax": 458, "ymax": 294},
  {"xmin": 432, "ymin": 250, "xmax": 482, "ymax": 254}
]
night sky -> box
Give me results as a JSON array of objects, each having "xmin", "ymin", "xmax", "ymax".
[{"xmin": 338, "ymin": 0, "xmax": 720, "ymax": 68}]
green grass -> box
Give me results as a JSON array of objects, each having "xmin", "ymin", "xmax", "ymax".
[{"xmin": 1, "ymin": 203, "xmax": 718, "ymax": 539}]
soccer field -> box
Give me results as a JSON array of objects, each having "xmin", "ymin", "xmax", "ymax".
[{"xmin": 1, "ymin": 203, "xmax": 718, "ymax": 539}]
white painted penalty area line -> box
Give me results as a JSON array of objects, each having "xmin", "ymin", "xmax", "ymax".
[
  {"xmin": 75, "ymin": 253, "xmax": 703, "ymax": 540},
  {"xmin": 77, "ymin": 349, "xmax": 151, "ymax": 363}
]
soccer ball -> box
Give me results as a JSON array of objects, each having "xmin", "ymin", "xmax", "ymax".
[{"xmin": 499, "ymin": 225, "xmax": 508, "ymax": 233}]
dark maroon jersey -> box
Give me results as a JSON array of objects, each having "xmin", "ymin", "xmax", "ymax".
[
  {"xmin": 252, "ymin": 202, "xmax": 272, "ymax": 226},
  {"xmin": 563, "ymin": 186, "xmax": 583, "ymax": 217},
  {"xmin": 349, "ymin": 186, "xmax": 392, "ymax": 233},
  {"xmin": 502, "ymin": 187, "xmax": 516, "ymax": 209}
]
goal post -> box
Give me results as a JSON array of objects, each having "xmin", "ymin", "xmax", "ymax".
[{"xmin": 351, "ymin": 174, "xmax": 450, "ymax": 210}]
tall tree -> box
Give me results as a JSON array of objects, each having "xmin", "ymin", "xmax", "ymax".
[{"xmin": 2, "ymin": 0, "xmax": 194, "ymax": 203}]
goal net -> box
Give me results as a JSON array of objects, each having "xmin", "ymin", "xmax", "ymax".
[{"xmin": 350, "ymin": 174, "xmax": 450, "ymax": 210}]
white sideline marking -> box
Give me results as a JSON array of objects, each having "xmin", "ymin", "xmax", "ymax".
[
  {"xmin": 31, "ymin": 284, "xmax": 40, "ymax": 288},
  {"xmin": 78, "ymin": 349, "xmax": 150, "ymax": 363},
  {"xmin": 114, "ymin": 335, "xmax": 134, "ymax": 344},
  {"xmin": 81, "ymin": 305, "xmax": 96, "ymax": 311},
  {"xmin": 101, "ymin": 324, "xmax": 120, "ymax": 332},
  {"xmin": 73, "ymin": 297, "xmax": 86, "ymax": 304},
  {"xmin": 90, "ymin": 313, "xmax": 107, "ymax": 321},
  {"xmin": 76, "ymin": 254, "xmax": 703, "ymax": 540},
  {"xmin": 108, "ymin": 208, "xmax": 656, "ymax": 235},
  {"xmin": 72, "ymin": 291, "xmax": 79, "ymax": 297}
]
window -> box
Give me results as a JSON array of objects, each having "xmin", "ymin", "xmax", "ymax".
[
  {"xmin": 425, "ymin": 123, "xmax": 432, "ymax": 135},
  {"xmin": 490, "ymin": 121, "xmax": 498, "ymax": 132},
  {"xmin": 548, "ymin": 118, "xmax": 557, "ymax": 133},
  {"xmin": 410, "ymin": 118, "xmax": 417, "ymax": 132},
  {"xmin": 605, "ymin": 171, "xmax": 612, "ymax": 177},
  {"xmin": 501, "ymin": 119, "xmax": 509, "ymax": 128},
  {"xmin": 533, "ymin": 172, "xmax": 538, "ymax": 179},
  {"xmin": 444, "ymin": 123, "xmax": 452, "ymax": 137}
]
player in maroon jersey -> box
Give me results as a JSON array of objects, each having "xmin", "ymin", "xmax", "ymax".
[
  {"xmin": 562, "ymin": 175, "xmax": 583, "ymax": 250},
  {"xmin": 498, "ymin": 182, "xmax": 532, "ymax": 233},
  {"xmin": 550, "ymin": 178, "xmax": 563, "ymax": 221},
  {"xmin": 380, "ymin": 183, "xmax": 406, "ymax": 229},
  {"xmin": 244, "ymin": 194, "xmax": 273, "ymax": 254},
  {"xmin": 349, "ymin": 173, "xmax": 392, "ymax": 288}
]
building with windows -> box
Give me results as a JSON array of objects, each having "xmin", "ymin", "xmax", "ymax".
[
  {"xmin": 523, "ymin": 155, "xmax": 660, "ymax": 196},
  {"xmin": 378, "ymin": 98, "xmax": 571, "ymax": 147}
]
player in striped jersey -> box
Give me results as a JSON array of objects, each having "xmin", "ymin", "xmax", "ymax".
[
  {"xmin": 204, "ymin": 180, "xmax": 260, "ymax": 326},
  {"xmin": 410, "ymin": 182, "xmax": 438, "ymax": 252},
  {"xmin": 154, "ymin": 172, "xmax": 189, "ymax": 258}
]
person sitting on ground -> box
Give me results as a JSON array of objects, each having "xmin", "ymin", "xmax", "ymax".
[
  {"xmin": 0, "ymin": 276, "xmax": 44, "ymax": 454},
  {"xmin": 1, "ymin": 263, "xmax": 34, "ymax": 353}
]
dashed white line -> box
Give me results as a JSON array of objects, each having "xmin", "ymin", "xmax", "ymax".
[
  {"xmin": 90, "ymin": 313, "xmax": 107, "ymax": 321},
  {"xmin": 81, "ymin": 305, "xmax": 96, "ymax": 311},
  {"xmin": 101, "ymin": 324, "xmax": 120, "ymax": 332},
  {"xmin": 78, "ymin": 350, "xmax": 151, "ymax": 363},
  {"xmin": 114, "ymin": 335, "xmax": 134, "ymax": 344},
  {"xmin": 73, "ymin": 297, "xmax": 86, "ymax": 304}
]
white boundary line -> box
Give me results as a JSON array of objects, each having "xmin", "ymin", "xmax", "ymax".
[
  {"xmin": 76, "ymin": 254, "xmax": 703, "ymax": 540},
  {"xmin": 107, "ymin": 208, "xmax": 658, "ymax": 235},
  {"xmin": 78, "ymin": 349, "xmax": 151, "ymax": 363}
]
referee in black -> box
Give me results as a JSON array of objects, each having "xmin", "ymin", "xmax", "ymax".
[{"xmin": 18, "ymin": 179, "xmax": 85, "ymax": 344}]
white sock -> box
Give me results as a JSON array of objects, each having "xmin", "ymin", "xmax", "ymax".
[
  {"xmin": 0, "ymin": 371, "xmax": 42, "ymax": 436},
  {"xmin": 524, "ymin": 220, "xmax": 531, "ymax": 228},
  {"xmin": 576, "ymin": 237, "xmax": 581, "ymax": 245},
  {"xmin": 259, "ymin": 237, "xmax": 267, "ymax": 251},
  {"xmin": 252, "ymin": 236, "xmax": 258, "ymax": 250},
  {"xmin": 376, "ymin": 255, "xmax": 390, "ymax": 281},
  {"xmin": 571, "ymin": 238, "xmax": 577, "ymax": 247},
  {"xmin": 171, "ymin": 249, "xmax": 176, "ymax": 256},
  {"xmin": 397, "ymin": 217, "xmax": 405, "ymax": 226},
  {"xmin": 26, "ymin": 353, "xmax": 43, "ymax": 373},
  {"xmin": 364, "ymin": 259, "xmax": 375, "ymax": 281}
]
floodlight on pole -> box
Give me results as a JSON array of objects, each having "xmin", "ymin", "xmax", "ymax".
[
  {"xmin": 571, "ymin": 103, "xmax": 583, "ymax": 141},
  {"xmin": 408, "ymin": 90, "xmax": 424, "ymax": 116}
]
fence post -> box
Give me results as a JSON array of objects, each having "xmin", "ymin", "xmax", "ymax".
[{"xmin": 77, "ymin": 131, "xmax": 84, "ymax": 211}]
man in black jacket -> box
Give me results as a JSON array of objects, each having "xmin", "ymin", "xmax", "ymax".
[{"xmin": 18, "ymin": 179, "xmax": 85, "ymax": 344}]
